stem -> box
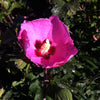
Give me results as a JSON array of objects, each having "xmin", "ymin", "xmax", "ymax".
[
  {"xmin": 43, "ymin": 68, "xmax": 49, "ymax": 100},
  {"xmin": 7, "ymin": 13, "xmax": 13, "ymax": 24}
]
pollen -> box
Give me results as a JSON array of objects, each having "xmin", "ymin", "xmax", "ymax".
[
  {"xmin": 35, "ymin": 39, "xmax": 55, "ymax": 60},
  {"xmin": 41, "ymin": 39, "xmax": 50, "ymax": 54}
]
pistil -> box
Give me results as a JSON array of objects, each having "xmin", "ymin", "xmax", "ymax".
[{"xmin": 41, "ymin": 39, "xmax": 51, "ymax": 55}]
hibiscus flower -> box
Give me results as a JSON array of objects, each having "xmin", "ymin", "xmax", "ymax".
[{"xmin": 18, "ymin": 15, "xmax": 78, "ymax": 68}]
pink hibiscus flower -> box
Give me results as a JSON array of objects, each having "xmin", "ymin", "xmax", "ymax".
[{"xmin": 18, "ymin": 15, "xmax": 78, "ymax": 68}]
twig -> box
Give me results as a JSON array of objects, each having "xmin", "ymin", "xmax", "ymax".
[
  {"xmin": 7, "ymin": 13, "xmax": 13, "ymax": 24},
  {"xmin": 43, "ymin": 68, "xmax": 49, "ymax": 100}
]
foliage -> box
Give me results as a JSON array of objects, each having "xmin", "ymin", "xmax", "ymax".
[{"xmin": 0, "ymin": 0, "xmax": 100, "ymax": 100}]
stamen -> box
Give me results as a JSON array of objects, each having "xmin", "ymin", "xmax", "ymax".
[
  {"xmin": 35, "ymin": 39, "xmax": 56, "ymax": 60},
  {"xmin": 41, "ymin": 39, "xmax": 51, "ymax": 54}
]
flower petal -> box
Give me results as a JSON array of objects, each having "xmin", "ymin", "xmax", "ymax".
[
  {"xmin": 49, "ymin": 15, "xmax": 71, "ymax": 44},
  {"xmin": 19, "ymin": 18, "xmax": 52, "ymax": 49},
  {"xmin": 26, "ymin": 47, "xmax": 42, "ymax": 67},
  {"xmin": 18, "ymin": 30, "xmax": 29, "ymax": 50},
  {"xmin": 41, "ymin": 43, "xmax": 78, "ymax": 68},
  {"xmin": 18, "ymin": 15, "xmax": 78, "ymax": 69},
  {"xmin": 48, "ymin": 46, "xmax": 56, "ymax": 55}
]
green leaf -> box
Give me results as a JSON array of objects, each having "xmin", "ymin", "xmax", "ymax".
[
  {"xmin": 26, "ymin": 64, "xmax": 30, "ymax": 73},
  {"xmin": 47, "ymin": 84, "xmax": 73, "ymax": 100},
  {"xmin": 51, "ymin": 0, "xmax": 66, "ymax": 16},
  {"xmin": 29, "ymin": 80, "xmax": 39, "ymax": 93},
  {"xmin": 25, "ymin": 72, "xmax": 37, "ymax": 80},
  {"xmin": 46, "ymin": 96, "xmax": 53, "ymax": 100},
  {"xmin": 83, "ymin": 57, "xmax": 98, "ymax": 70},
  {"xmin": 15, "ymin": 59, "xmax": 27, "ymax": 71},
  {"xmin": 66, "ymin": 0, "xmax": 71, "ymax": 2},
  {"xmin": 55, "ymin": 88, "xmax": 73, "ymax": 100},
  {"xmin": 3, "ymin": 1, "xmax": 10, "ymax": 10},
  {"xmin": 3, "ymin": 91, "xmax": 12, "ymax": 100},
  {"xmin": 8, "ymin": 2, "xmax": 20, "ymax": 14},
  {"xmin": 0, "ymin": 88, "xmax": 5, "ymax": 97},
  {"xmin": 12, "ymin": 79, "xmax": 25, "ymax": 87},
  {"xmin": 91, "ymin": 22, "xmax": 96, "ymax": 27},
  {"xmin": 34, "ymin": 89, "xmax": 42, "ymax": 100}
]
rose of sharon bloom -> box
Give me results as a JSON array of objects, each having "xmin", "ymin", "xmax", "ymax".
[{"xmin": 18, "ymin": 15, "xmax": 78, "ymax": 68}]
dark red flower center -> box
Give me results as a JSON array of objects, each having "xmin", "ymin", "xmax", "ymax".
[{"xmin": 35, "ymin": 39, "xmax": 56, "ymax": 60}]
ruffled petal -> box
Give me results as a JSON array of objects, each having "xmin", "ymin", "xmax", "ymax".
[
  {"xmin": 19, "ymin": 18, "xmax": 52, "ymax": 49},
  {"xmin": 18, "ymin": 30, "xmax": 29, "ymax": 50},
  {"xmin": 49, "ymin": 15, "xmax": 71, "ymax": 44},
  {"xmin": 41, "ymin": 43, "xmax": 78, "ymax": 68}
]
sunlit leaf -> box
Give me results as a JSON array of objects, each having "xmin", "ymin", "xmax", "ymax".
[
  {"xmin": 12, "ymin": 79, "xmax": 25, "ymax": 87},
  {"xmin": 3, "ymin": 1, "xmax": 10, "ymax": 10},
  {"xmin": 8, "ymin": 2, "xmax": 21, "ymax": 14},
  {"xmin": 0, "ymin": 88, "xmax": 5, "ymax": 98},
  {"xmin": 15, "ymin": 59, "xmax": 27, "ymax": 70}
]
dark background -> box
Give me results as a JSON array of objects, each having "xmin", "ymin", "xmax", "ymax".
[{"xmin": 0, "ymin": 0, "xmax": 100, "ymax": 100}]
